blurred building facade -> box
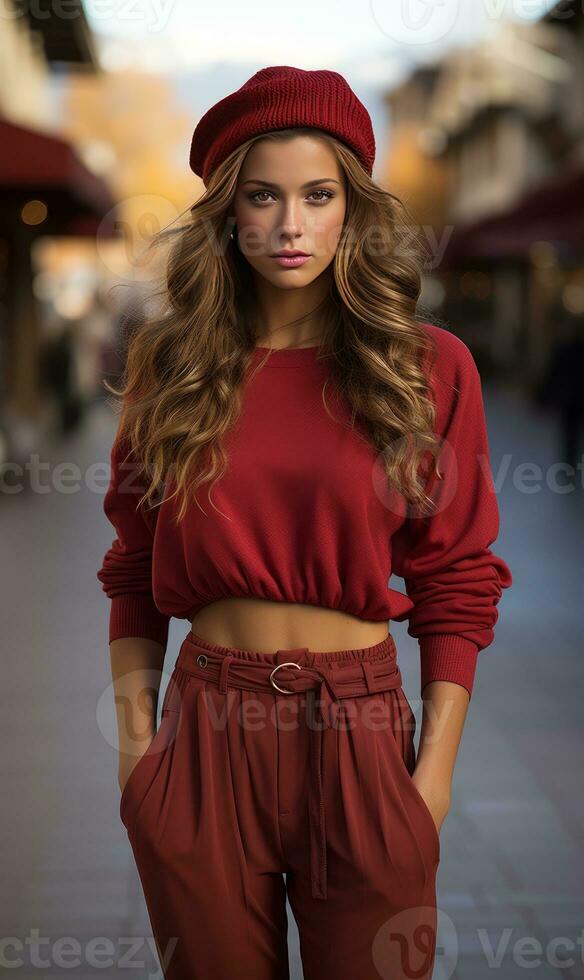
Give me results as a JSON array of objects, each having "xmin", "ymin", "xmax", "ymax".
[
  {"xmin": 0, "ymin": 0, "xmax": 119, "ymax": 463},
  {"xmin": 0, "ymin": 2, "xmax": 204, "ymax": 468},
  {"xmin": 382, "ymin": 1, "xmax": 584, "ymax": 392}
]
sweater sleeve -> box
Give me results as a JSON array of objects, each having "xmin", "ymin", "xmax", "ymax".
[
  {"xmin": 96, "ymin": 434, "xmax": 171, "ymax": 649},
  {"xmin": 390, "ymin": 331, "xmax": 512, "ymax": 699}
]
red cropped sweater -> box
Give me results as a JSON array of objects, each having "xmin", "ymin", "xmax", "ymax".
[{"xmin": 97, "ymin": 322, "xmax": 512, "ymax": 698}]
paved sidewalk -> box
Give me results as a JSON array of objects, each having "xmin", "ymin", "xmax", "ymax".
[{"xmin": 1, "ymin": 383, "xmax": 582, "ymax": 979}]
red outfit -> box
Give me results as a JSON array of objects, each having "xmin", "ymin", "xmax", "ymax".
[
  {"xmin": 97, "ymin": 322, "xmax": 512, "ymax": 698},
  {"xmin": 118, "ymin": 630, "xmax": 441, "ymax": 978}
]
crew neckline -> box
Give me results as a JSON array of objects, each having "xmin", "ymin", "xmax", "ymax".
[{"xmin": 251, "ymin": 344, "xmax": 323, "ymax": 367}]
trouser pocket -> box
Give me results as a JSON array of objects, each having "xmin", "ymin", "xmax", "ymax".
[
  {"xmin": 384, "ymin": 687, "xmax": 441, "ymax": 868},
  {"xmin": 119, "ymin": 664, "xmax": 191, "ymax": 834}
]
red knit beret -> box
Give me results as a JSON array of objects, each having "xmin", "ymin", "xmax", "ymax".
[{"xmin": 189, "ymin": 65, "xmax": 376, "ymax": 185}]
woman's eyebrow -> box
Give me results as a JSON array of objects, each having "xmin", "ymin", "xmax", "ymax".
[{"xmin": 241, "ymin": 178, "xmax": 340, "ymax": 189}]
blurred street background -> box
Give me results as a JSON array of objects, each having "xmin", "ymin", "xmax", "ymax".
[{"xmin": 1, "ymin": 0, "xmax": 583, "ymax": 977}]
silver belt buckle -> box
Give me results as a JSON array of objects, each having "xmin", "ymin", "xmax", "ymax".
[{"xmin": 270, "ymin": 661, "xmax": 302, "ymax": 693}]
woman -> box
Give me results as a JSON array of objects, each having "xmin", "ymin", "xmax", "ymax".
[{"xmin": 97, "ymin": 66, "xmax": 512, "ymax": 980}]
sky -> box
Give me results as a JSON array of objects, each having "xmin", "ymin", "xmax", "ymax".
[
  {"xmin": 80, "ymin": 0, "xmax": 561, "ymax": 177},
  {"xmin": 84, "ymin": 0, "xmax": 560, "ymax": 79}
]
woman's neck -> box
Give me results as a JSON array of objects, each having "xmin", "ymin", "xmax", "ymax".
[
  {"xmin": 254, "ymin": 331, "xmax": 324, "ymax": 350},
  {"xmin": 253, "ymin": 278, "xmax": 330, "ymax": 350}
]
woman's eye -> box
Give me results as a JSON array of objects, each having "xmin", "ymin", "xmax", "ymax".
[
  {"xmin": 248, "ymin": 189, "xmax": 334, "ymax": 204},
  {"xmin": 249, "ymin": 191, "xmax": 274, "ymax": 203},
  {"xmin": 307, "ymin": 189, "xmax": 334, "ymax": 202}
]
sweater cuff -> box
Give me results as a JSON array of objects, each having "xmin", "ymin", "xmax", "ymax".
[
  {"xmin": 109, "ymin": 594, "xmax": 170, "ymax": 650},
  {"xmin": 419, "ymin": 634, "xmax": 479, "ymax": 699}
]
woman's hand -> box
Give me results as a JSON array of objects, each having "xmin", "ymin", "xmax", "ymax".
[
  {"xmin": 110, "ymin": 640, "xmax": 166, "ymax": 796},
  {"xmin": 118, "ymin": 737, "xmax": 155, "ymax": 795},
  {"xmin": 410, "ymin": 679, "xmax": 471, "ymax": 835},
  {"xmin": 411, "ymin": 770, "xmax": 451, "ymax": 835}
]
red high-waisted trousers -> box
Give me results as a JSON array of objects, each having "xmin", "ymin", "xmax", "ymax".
[{"xmin": 119, "ymin": 629, "xmax": 441, "ymax": 979}]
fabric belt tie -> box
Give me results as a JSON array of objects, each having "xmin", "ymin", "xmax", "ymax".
[{"xmin": 179, "ymin": 645, "xmax": 403, "ymax": 901}]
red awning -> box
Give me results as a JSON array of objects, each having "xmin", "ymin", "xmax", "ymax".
[
  {"xmin": 0, "ymin": 116, "xmax": 119, "ymax": 236},
  {"xmin": 442, "ymin": 163, "xmax": 584, "ymax": 264}
]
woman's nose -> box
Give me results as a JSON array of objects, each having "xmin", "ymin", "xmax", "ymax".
[{"xmin": 277, "ymin": 206, "xmax": 303, "ymax": 237}]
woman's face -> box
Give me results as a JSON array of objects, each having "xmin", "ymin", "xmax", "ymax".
[{"xmin": 232, "ymin": 134, "xmax": 347, "ymax": 290}]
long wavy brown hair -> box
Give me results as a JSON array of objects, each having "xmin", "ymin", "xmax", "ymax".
[{"xmin": 104, "ymin": 126, "xmax": 443, "ymax": 527}]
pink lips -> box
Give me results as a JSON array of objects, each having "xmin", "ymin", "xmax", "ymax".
[{"xmin": 272, "ymin": 254, "xmax": 310, "ymax": 268}]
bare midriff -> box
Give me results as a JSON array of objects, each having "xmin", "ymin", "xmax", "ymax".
[{"xmin": 190, "ymin": 596, "xmax": 391, "ymax": 654}]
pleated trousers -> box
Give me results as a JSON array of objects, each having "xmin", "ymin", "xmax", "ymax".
[{"xmin": 119, "ymin": 628, "xmax": 441, "ymax": 979}]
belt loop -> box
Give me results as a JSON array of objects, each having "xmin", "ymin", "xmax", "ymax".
[
  {"xmin": 218, "ymin": 654, "xmax": 235, "ymax": 694},
  {"xmin": 361, "ymin": 660, "xmax": 376, "ymax": 695}
]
